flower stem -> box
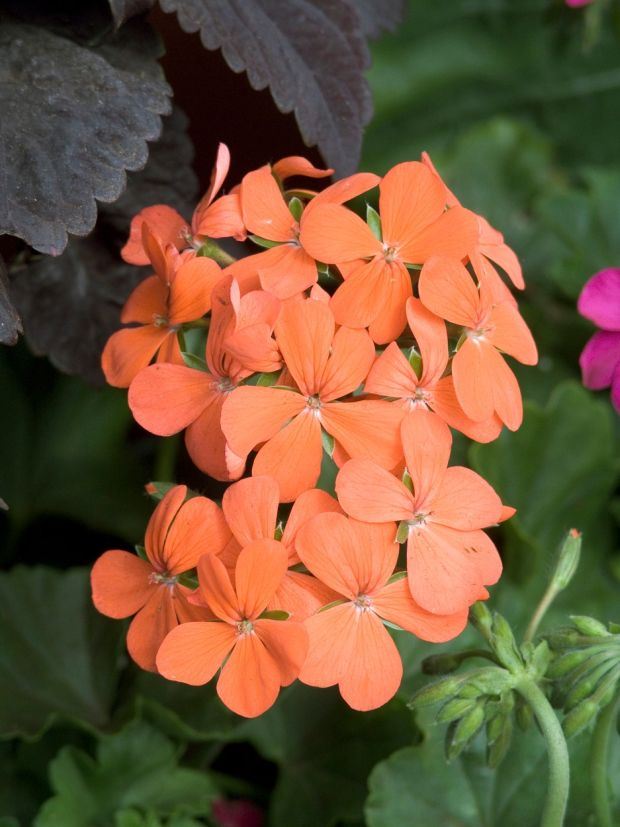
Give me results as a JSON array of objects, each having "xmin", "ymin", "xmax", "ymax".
[
  {"xmin": 524, "ymin": 583, "xmax": 559, "ymax": 644},
  {"xmin": 198, "ymin": 239, "xmax": 236, "ymax": 266},
  {"xmin": 516, "ymin": 678, "xmax": 570, "ymax": 827},
  {"xmin": 590, "ymin": 688, "xmax": 620, "ymax": 827}
]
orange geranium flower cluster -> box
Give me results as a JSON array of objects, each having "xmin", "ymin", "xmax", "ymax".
[{"xmin": 92, "ymin": 145, "xmax": 537, "ymax": 718}]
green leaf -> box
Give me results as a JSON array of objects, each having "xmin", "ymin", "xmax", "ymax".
[
  {"xmin": 34, "ymin": 721, "xmax": 217, "ymax": 827},
  {"xmin": 470, "ymin": 382, "xmax": 619, "ymax": 589},
  {"xmin": 238, "ymin": 684, "xmax": 414, "ymax": 827},
  {"xmin": 249, "ymin": 234, "xmax": 281, "ymax": 249},
  {"xmin": 180, "ymin": 353, "xmax": 207, "ymax": 371},
  {"xmin": 0, "ymin": 351, "xmax": 150, "ymax": 544},
  {"xmin": 0, "ymin": 567, "xmax": 124, "ymax": 738}
]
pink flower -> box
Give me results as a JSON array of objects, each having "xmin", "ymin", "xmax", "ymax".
[{"xmin": 578, "ymin": 268, "xmax": 620, "ymax": 413}]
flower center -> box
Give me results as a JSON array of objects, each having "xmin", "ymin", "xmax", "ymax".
[
  {"xmin": 149, "ymin": 571, "xmax": 177, "ymax": 587},
  {"xmin": 217, "ymin": 377, "xmax": 235, "ymax": 394},
  {"xmin": 153, "ymin": 314, "xmax": 170, "ymax": 328},
  {"xmin": 236, "ymin": 619, "xmax": 254, "ymax": 636},
  {"xmin": 382, "ymin": 242, "xmax": 399, "ymax": 263},
  {"xmin": 306, "ymin": 395, "xmax": 322, "ymax": 410},
  {"xmin": 408, "ymin": 512, "xmax": 429, "ymax": 529},
  {"xmin": 354, "ymin": 594, "xmax": 373, "ymax": 612}
]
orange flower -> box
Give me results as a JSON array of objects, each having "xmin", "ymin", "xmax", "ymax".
[
  {"xmin": 299, "ymin": 161, "xmax": 478, "ymax": 343},
  {"xmin": 122, "ymin": 143, "xmax": 246, "ymax": 265},
  {"xmin": 295, "ymin": 512, "xmax": 468, "ymax": 710},
  {"xmin": 421, "ymin": 152, "xmax": 524, "ymax": 302},
  {"xmin": 335, "ymin": 410, "xmax": 504, "ymax": 615},
  {"xmin": 365, "ymin": 296, "xmax": 502, "ymax": 442},
  {"xmin": 418, "ymin": 256, "xmax": 538, "ymax": 430},
  {"xmin": 102, "ymin": 226, "xmax": 223, "ymax": 388},
  {"xmin": 219, "ymin": 476, "xmax": 341, "ymax": 619},
  {"xmin": 127, "ymin": 276, "xmax": 258, "ymax": 481},
  {"xmin": 90, "ymin": 485, "xmax": 231, "ymax": 671},
  {"xmin": 222, "ymin": 280, "xmax": 282, "ymax": 374},
  {"xmin": 156, "ymin": 541, "xmax": 308, "ymax": 718},
  {"xmin": 237, "ymin": 166, "xmax": 379, "ymax": 299},
  {"xmin": 221, "ymin": 299, "xmax": 404, "ymax": 501}
]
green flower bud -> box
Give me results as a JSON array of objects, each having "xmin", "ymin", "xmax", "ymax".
[
  {"xmin": 437, "ymin": 697, "xmax": 479, "ymax": 723},
  {"xmin": 527, "ymin": 640, "xmax": 552, "ymax": 680},
  {"xmin": 491, "ymin": 613, "xmax": 524, "ymax": 672},
  {"xmin": 516, "ymin": 696, "xmax": 534, "ymax": 731},
  {"xmin": 421, "ymin": 652, "xmax": 464, "ymax": 675},
  {"xmin": 551, "ymin": 529, "xmax": 582, "ymax": 591},
  {"xmin": 487, "ymin": 713, "xmax": 513, "ymax": 768},
  {"xmin": 571, "ymin": 615, "xmax": 611, "ymax": 638},
  {"xmin": 445, "ymin": 704, "xmax": 485, "ymax": 761},
  {"xmin": 562, "ymin": 699, "xmax": 599, "ymax": 739},
  {"xmin": 408, "ymin": 676, "xmax": 464, "ymax": 709},
  {"xmin": 547, "ymin": 649, "xmax": 597, "ymax": 679},
  {"xmin": 564, "ymin": 660, "xmax": 617, "ymax": 711}
]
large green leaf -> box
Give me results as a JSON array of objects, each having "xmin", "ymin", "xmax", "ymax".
[
  {"xmin": 34, "ymin": 721, "xmax": 217, "ymax": 827},
  {"xmin": 470, "ymin": 382, "xmax": 620, "ymax": 609},
  {"xmin": 0, "ymin": 350, "xmax": 150, "ymax": 546},
  {"xmin": 0, "ymin": 567, "xmax": 123, "ymax": 738}
]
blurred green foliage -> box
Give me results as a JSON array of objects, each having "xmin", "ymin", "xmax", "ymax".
[{"xmin": 2, "ymin": 1, "xmax": 620, "ymax": 825}]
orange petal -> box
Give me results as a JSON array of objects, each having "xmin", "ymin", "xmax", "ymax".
[
  {"xmin": 318, "ymin": 326, "xmax": 375, "ymax": 401},
  {"xmin": 275, "ymin": 299, "xmax": 334, "ymax": 397},
  {"xmin": 432, "ymin": 466, "xmax": 502, "ymax": 530},
  {"xmin": 487, "ymin": 302, "xmax": 538, "ymax": 365},
  {"xmin": 295, "ymin": 512, "xmax": 361, "ymax": 599},
  {"xmin": 253, "ymin": 410, "xmax": 323, "ymax": 502},
  {"xmin": 156, "ymin": 621, "xmax": 237, "ymax": 685},
  {"xmin": 235, "ymin": 539, "xmax": 289, "ymax": 620},
  {"xmin": 428, "ymin": 377, "xmax": 503, "ymax": 443},
  {"xmin": 299, "ymin": 602, "xmax": 358, "ymax": 687},
  {"xmin": 91, "ymin": 550, "xmax": 155, "ymax": 619},
  {"xmin": 122, "ymin": 205, "xmax": 189, "ymax": 265},
  {"xmin": 470, "ymin": 252, "xmax": 518, "ymax": 308},
  {"xmin": 127, "ymin": 587, "xmax": 177, "ymax": 672},
  {"xmin": 102, "ymin": 326, "xmax": 170, "ymax": 389},
  {"xmin": 336, "ymin": 458, "xmax": 414, "ymax": 522},
  {"xmin": 269, "ymin": 570, "xmax": 340, "ymax": 621},
  {"xmin": 222, "ymin": 475, "xmax": 279, "ymax": 547},
  {"xmin": 142, "ymin": 223, "xmax": 175, "ymax": 284},
  {"xmin": 368, "ymin": 260, "xmax": 411, "ymax": 344},
  {"xmin": 193, "ymin": 142, "xmax": 231, "ymax": 217},
  {"xmin": 194, "ymin": 193, "xmax": 247, "ymax": 241},
  {"xmin": 220, "ymin": 386, "xmax": 306, "ymax": 458},
  {"xmin": 479, "ymin": 233, "xmax": 524, "ymax": 290},
  {"xmin": 121, "ymin": 276, "xmax": 168, "ymax": 324},
  {"xmin": 406, "ymin": 297, "xmax": 448, "ymax": 385},
  {"xmin": 272, "ymin": 155, "xmax": 333, "ymax": 182},
  {"xmin": 307, "ymin": 172, "xmax": 380, "ymax": 209},
  {"xmin": 489, "ymin": 350, "xmax": 523, "ymax": 431},
  {"xmin": 418, "ymin": 256, "xmax": 480, "ymax": 327},
  {"xmin": 168, "ymin": 256, "xmax": 223, "ymax": 324},
  {"xmin": 321, "ymin": 400, "xmax": 404, "ymax": 470},
  {"xmin": 254, "ymin": 618, "xmax": 309, "ymax": 685},
  {"xmin": 241, "ymin": 165, "xmax": 296, "ymax": 242},
  {"xmin": 420, "ymin": 152, "xmax": 460, "ymax": 208},
  {"xmin": 373, "ymin": 577, "xmax": 468, "ymax": 642},
  {"xmin": 365, "ymin": 342, "xmax": 418, "ymax": 399},
  {"xmin": 350, "ymin": 519, "xmax": 400, "ymax": 595},
  {"xmin": 379, "ymin": 161, "xmax": 445, "ymax": 249},
  {"xmin": 222, "ymin": 254, "xmax": 262, "ymax": 295},
  {"xmin": 299, "ymin": 203, "xmax": 381, "ymax": 263},
  {"xmin": 407, "ymin": 524, "xmax": 501, "ymax": 615},
  {"xmin": 400, "ymin": 206, "xmax": 478, "ymax": 264},
  {"xmin": 197, "ymin": 553, "xmax": 241, "ymax": 623},
  {"xmin": 128, "ymin": 363, "xmax": 215, "ymax": 435},
  {"xmin": 453, "ymin": 340, "xmax": 522, "ymax": 430},
  {"xmin": 145, "ymin": 485, "xmax": 187, "ymax": 569},
  {"xmin": 217, "ymin": 632, "xmax": 281, "ymax": 717},
  {"xmin": 338, "ymin": 610, "xmax": 403, "ymax": 711},
  {"xmin": 259, "ymin": 244, "xmax": 318, "ymax": 299},
  {"xmin": 281, "ymin": 488, "xmax": 342, "ymax": 560},
  {"xmin": 401, "ymin": 410, "xmax": 451, "ymax": 509},
  {"xmin": 185, "ymin": 391, "xmax": 245, "ymax": 482},
  {"xmin": 329, "ymin": 258, "xmax": 389, "ymax": 330},
  {"xmin": 164, "ymin": 497, "xmax": 232, "ymax": 575},
  {"xmin": 156, "ymin": 330, "xmax": 184, "ymax": 367}
]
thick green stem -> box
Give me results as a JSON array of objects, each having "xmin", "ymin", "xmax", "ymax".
[
  {"xmin": 590, "ymin": 689, "xmax": 620, "ymax": 827},
  {"xmin": 516, "ymin": 679, "xmax": 570, "ymax": 827},
  {"xmin": 198, "ymin": 238, "xmax": 236, "ymax": 266},
  {"xmin": 153, "ymin": 433, "xmax": 180, "ymax": 482}
]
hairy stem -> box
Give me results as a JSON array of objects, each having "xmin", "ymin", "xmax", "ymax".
[
  {"xmin": 590, "ymin": 689, "xmax": 620, "ymax": 827},
  {"xmin": 524, "ymin": 583, "xmax": 559, "ymax": 644},
  {"xmin": 516, "ymin": 678, "xmax": 570, "ymax": 827}
]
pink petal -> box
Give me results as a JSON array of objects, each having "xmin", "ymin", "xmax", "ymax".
[
  {"xmin": 579, "ymin": 331, "xmax": 620, "ymax": 390},
  {"xmin": 578, "ymin": 269, "xmax": 620, "ymax": 331}
]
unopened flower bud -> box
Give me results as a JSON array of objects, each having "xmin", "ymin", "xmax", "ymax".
[
  {"xmin": 547, "ymin": 649, "xmax": 595, "ymax": 679},
  {"xmin": 421, "ymin": 652, "xmax": 464, "ymax": 675},
  {"xmin": 437, "ymin": 697, "xmax": 479, "ymax": 723},
  {"xmin": 528, "ymin": 640, "xmax": 552, "ymax": 679},
  {"xmin": 487, "ymin": 712, "xmax": 513, "ymax": 768},
  {"xmin": 491, "ymin": 613, "xmax": 523, "ymax": 673},
  {"xmin": 408, "ymin": 676, "xmax": 464, "ymax": 709},
  {"xmin": 565, "ymin": 661, "xmax": 616, "ymax": 711},
  {"xmin": 516, "ymin": 696, "xmax": 534, "ymax": 731},
  {"xmin": 550, "ymin": 529, "xmax": 582, "ymax": 591},
  {"xmin": 570, "ymin": 615, "xmax": 610, "ymax": 638},
  {"xmin": 445, "ymin": 704, "xmax": 485, "ymax": 761},
  {"xmin": 562, "ymin": 699, "xmax": 599, "ymax": 738}
]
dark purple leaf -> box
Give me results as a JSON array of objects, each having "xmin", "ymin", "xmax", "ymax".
[
  {"xmin": 108, "ymin": 0, "xmax": 156, "ymax": 28},
  {"xmin": 9, "ymin": 108, "xmax": 198, "ymax": 382},
  {"xmin": 0, "ymin": 256, "xmax": 21, "ymax": 346},
  {"xmin": 159, "ymin": 0, "xmax": 373, "ymax": 175},
  {"xmin": 355, "ymin": 0, "xmax": 407, "ymax": 38},
  {"xmin": 0, "ymin": 14, "xmax": 171, "ymax": 255}
]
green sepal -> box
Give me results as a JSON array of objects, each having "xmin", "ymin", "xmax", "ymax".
[
  {"xmin": 321, "ymin": 429, "xmax": 335, "ymax": 458},
  {"xmin": 178, "ymin": 572, "xmax": 199, "ymax": 590},
  {"xmin": 401, "ymin": 469, "xmax": 414, "ymax": 493},
  {"xmin": 256, "ymin": 371, "xmax": 280, "ymax": 387},
  {"xmin": 445, "ymin": 704, "xmax": 485, "ymax": 762},
  {"xmin": 366, "ymin": 204, "xmax": 382, "ymax": 241},
  {"xmin": 436, "ymin": 697, "xmax": 478, "ymax": 724},
  {"xmin": 387, "ymin": 570, "xmax": 407, "ymax": 584},
  {"xmin": 288, "ymin": 196, "xmax": 304, "ymax": 222},
  {"xmin": 407, "ymin": 347, "xmax": 422, "ymax": 379},
  {"xmin": 396, "ymin": 520, "xmax": 410, "ymax": 544},
  {"xmin": 259, "ymin": 609, "xmax": 290, "ymax": 621},
  {"xmin": 274, "ymin": 521, "xmax": 284, "ymax": 542},
  {"xmin": 135, "ymin": 544, "xmax": 148, "ymax": 561},
  {"xmin": 249, "ymin": 234, "xmax": 281, "ymax": 249},
  {"xmin": 181, "ymin": 352, "xmax": 208, "ymax": 371},
  {"xmin": 318, "ymin": 598, "xmax": 347, "ymax": 613}
]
